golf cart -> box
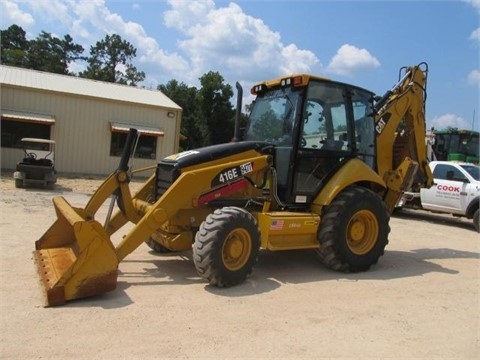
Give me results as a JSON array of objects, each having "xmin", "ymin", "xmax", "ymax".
[{"xmin": 13, "ymin": 138, "xmax": 57, "ymax": 189}]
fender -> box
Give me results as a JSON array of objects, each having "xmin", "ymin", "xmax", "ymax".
[{"xmin": 313, "ymin": 158, "xmax": 386, "ymax": 207}]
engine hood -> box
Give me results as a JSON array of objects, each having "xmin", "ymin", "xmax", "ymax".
[{"xmin": 161, "ymin": 141, "xmax": 273, "ymax": 169}]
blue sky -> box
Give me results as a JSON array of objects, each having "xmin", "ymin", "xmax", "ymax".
[{"xmin": 1, "ymin": 0, "xmax": 479, "ymax": 131}]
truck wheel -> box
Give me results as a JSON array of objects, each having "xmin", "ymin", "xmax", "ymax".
[
  {"xmin": 473, "ymin": 209, "xmax": 479, "ymax": 233},
  {"xmin": 15, "ymin": 179, "xmax": 23, "ymax": 188},
  {"xmin": 145, "ymin": 237, "xmax": 172, "ymax": 253},
  {"xmin": 316, "ymin": 186, "xmax": 390, "ymax": 272},
  {"xmin": 193, "ymin": 207, "xmax": 260, "ymax": 287}
]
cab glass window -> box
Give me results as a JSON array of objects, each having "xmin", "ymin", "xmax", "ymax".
[
  {"xmin": 245, "ymin": 87, "xmax": 301, "ymax": 146},
  {"xmin": 352, "ymin": 89, "xmax": 375, "ymax": 167},
  {"xmin": 300, "ymin": 82, "xmax": 348, "ymax": 151}
]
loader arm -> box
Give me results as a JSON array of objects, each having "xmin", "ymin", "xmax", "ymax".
[
  {"xmin": 373, "ymin": 63, "xmax": 433, "ymax": 212},
  {"xmin": 33, "ymin": 134, "xmax": 271, "ymax": 306},
  {"xmin": 113, "ymin": 153, "xmax": 272, "ymax": 261}
]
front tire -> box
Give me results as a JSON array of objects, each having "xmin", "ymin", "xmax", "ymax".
[
  {"xmin": 193, "ymin": 207, "xmax": 260, "ymax": 287},
  {"xmin": 473, "ymin": 209, "xmax": 479, "ymax": 233},
  {"xmin": 316, "ymin": 186, "xmax": 390, "ymax": 272}
]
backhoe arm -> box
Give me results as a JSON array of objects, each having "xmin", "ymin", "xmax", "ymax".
[{"xmin": 374, "ymin": 63, "xmax": 434, "ymax": 212}]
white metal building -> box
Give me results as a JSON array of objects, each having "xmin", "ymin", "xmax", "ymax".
[{"xmin": 0, "ymin": 65, "xmax": 182, "ymax": 175}]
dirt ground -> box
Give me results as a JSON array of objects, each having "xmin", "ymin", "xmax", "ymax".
[{"xmin": 0, "ymin": 172, "xmax": 479, "ymax": 359}]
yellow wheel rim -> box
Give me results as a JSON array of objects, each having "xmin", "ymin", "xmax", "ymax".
[
  {"xmin": 222, "ymin": 228, "xmax": 252, "ymax": 271},
  {"xmin": 346, "ymin": 210, "xmax": 379, "ymax": 255}
]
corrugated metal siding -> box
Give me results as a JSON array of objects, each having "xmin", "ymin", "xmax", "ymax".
[{"xmin": 1, "ymin": 82, "xmax": 181, "ymax": 175}]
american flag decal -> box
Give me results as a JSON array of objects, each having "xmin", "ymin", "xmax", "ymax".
[{"xmin": 270, "ymin": 220, "xmax": 284, "ymax": 230}]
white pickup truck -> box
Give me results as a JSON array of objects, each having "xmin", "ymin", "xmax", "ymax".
[{"xmin": 399, "ymin": 161, "xmax": 479, "ymax": 232}]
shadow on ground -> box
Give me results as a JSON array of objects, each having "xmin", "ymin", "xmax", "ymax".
[
  {"xmin": 393, "ymin": 208, "xmax": 475, "ymax": 231},
  {"xmin": 61, "ymin": 244, "xmax": 478, "ymax": 309}
]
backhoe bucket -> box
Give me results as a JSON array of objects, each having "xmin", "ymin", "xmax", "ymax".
[{"xmin": 33, "ymin": 196, "xmax": 119, "ymax": 306}]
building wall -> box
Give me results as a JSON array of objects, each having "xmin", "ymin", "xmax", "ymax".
[{"xmin": 1, "ymin": 85, "xmax": 181, "ymax": 175}]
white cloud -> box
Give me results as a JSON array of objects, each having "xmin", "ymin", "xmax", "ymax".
[
  {"xmin": 165, "ymin": 1, "xmax": 319, "ymax": 83},
  {"xmin": 2, "ymin": 0, "xmax": 88, "ymax": 39},
  {"xmin": 280, "ymin": 44, "xmax": 320, "ymax": 75},
  {"xmin": 65, "ymin": 0, "xmax": 190, "ymax": 79},
  {"xmin": 464, "ymin": 0, "xmax": 480, "ymax": 12},
  {"xmin": 429, "ymin": 113, "xmax": 471, "ymax": 131},
  {"xmin": 466, "ymin": 0, "xmax": 480, "ymax": 46},
  {"xmin": 23, "ymin": 0, "xmax": 72, "ymax": 28},
  {"xmin": 0, "ymin": 0, "xmax": 35, "ymax": 28},
  {"xmin": 2, "ymin": 0, "xmax": 319, "ymax": 88},
  {"xmin": 467, "ymin": 69, "xmax": 480, "ymax": 85},
  {"xmin": 326, "ymin": 44, "xmax": 380, "ymax": 76},
  {"xmin": 70, "ymin": 18, "xmax": 90, "ymax": 39},
  {"xmin": 1, "ymin": 0, "xmax": 325, "ymax": 89},
  {"xmin": 470, "ymin": 27, "xmax": 480, "ymax": 41},
  {"xmin": 164, "ymin": 0, "xmax": 215, "ymax": 33}
]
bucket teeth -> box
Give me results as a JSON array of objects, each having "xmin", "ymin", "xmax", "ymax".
[
  {"xmin": 33, "ymin": 247, "xmax": 75, "ymax": 306},
  {"xmin": 33, "ymin": 196, "xmax": 120, "ymax": 306},
  {"xmin": 33, "ymin": 246, "xmax": 118, "ymax": 307}
]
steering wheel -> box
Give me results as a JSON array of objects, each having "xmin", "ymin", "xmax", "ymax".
[{"xmin": 27, "ymin": 152, "xmax": 37, "ymax": 159}]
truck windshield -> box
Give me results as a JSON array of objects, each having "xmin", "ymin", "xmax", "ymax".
[{"xmin": 244, "ymin": 87, "xmax": 301, "ymax": 145}]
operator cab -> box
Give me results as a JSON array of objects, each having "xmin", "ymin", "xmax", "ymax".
[{"xmin": 244, "ymin": 75, "xmax": 376, "ymax": 205}]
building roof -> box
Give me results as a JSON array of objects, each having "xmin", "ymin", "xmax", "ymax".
[{"xmin": 0, "ymin": 65, "xmax": 181, "ymax": 110}]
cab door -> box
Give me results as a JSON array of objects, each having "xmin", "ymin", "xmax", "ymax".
[{"xmin": 292, "ymin": 81, "xmax": 355, "ymax": 204}]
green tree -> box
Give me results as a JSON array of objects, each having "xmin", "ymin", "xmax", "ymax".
[
  {"xmin": 80, "ymin": 34, "xmax": 145, "ymax": 85},
  {"xmin": 198, "ymin": 71, "xmax": 235, "ymax": 144},
  {"xmin": 1, "ymin": 25, "xmax": 84, "ymax": 74},
  {"xmin": 122, "ymin": 64, "xmax": 146, "ymax": 86},
  {"xmin": 1, "ymin": 25, "xmax": 29, "ymax": 67},
  {"xmin": 28, "ymin": 31, "xmax": 85, "ymax": 74},
  {"xmin": 158, "ymin": 80, "xmax": 208, "ymax": 149}
]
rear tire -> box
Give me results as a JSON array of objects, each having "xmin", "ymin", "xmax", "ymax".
[
  {"xmin": 473, "ymin": 209, "xmax": 479, "ymax": 233},
  {"xmin": 193, "ymin": 207, "xmax": 260, "ymax": 287},
  {"xmin": 316, "ymin": 186, "xmax": 390, "ymax": 272}
]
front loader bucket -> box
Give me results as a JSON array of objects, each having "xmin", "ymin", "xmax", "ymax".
[{"xmin": 33, "ymin": 196, "xmax": 119, "ymax": 306}]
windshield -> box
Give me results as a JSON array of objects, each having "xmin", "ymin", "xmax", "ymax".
[
  {"xmin": 459, "ymin": 133, "xmax": 479, "ymax": 157},
  {"xmin": 434, "ymin": 132, "xmax": 479, "ymax": 159},
  {"xmin": 460, "ymin": 164, "xmax": 480, "ymax": 180},
  {"xmin": 244, "ymin": 87, "xmax": 302, "ymax": 145}
]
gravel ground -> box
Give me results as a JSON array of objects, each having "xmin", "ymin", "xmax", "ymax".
[{"xmin": 0, "ymin": 172, "xmax": 479, "ymax": 359}]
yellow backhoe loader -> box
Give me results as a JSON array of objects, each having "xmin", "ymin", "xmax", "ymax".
[{"xmin": 34, "ymin": 63, "xmax": 433, "ymax": 306}]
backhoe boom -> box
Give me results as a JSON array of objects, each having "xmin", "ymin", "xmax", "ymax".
[{"xmin": 374, "ymin": 62, "xmax": 433, "ymax": 211}]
